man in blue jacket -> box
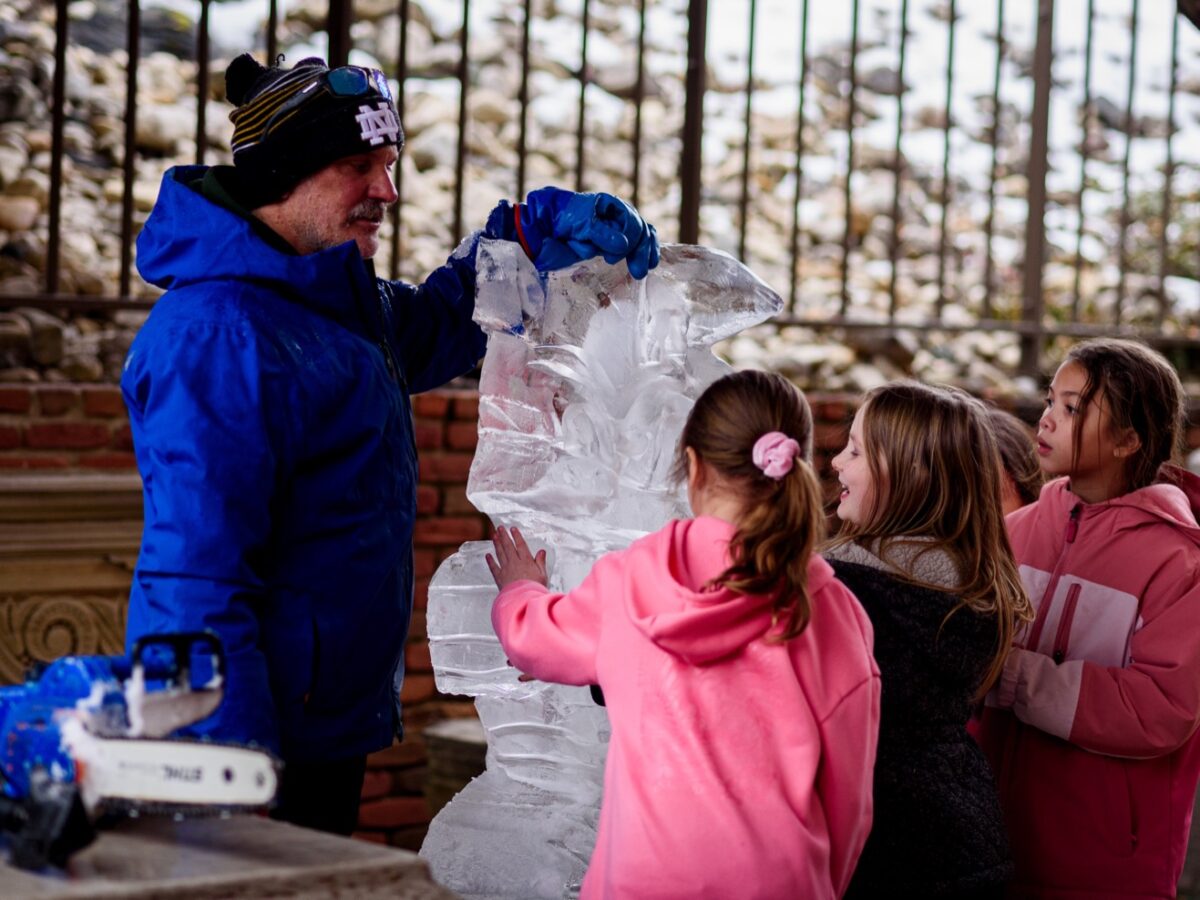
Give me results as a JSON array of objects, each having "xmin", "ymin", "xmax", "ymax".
[{"xmin": 123, "ymin": 52, "xmax": 659, "ymax": 835}]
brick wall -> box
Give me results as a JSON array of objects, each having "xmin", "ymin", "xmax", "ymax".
[
  {"xmin": 1, "ymin": 384, "xmax": 1196, "ymax": 851},
  {"xmin": 0, "ymin": 385, "xmax": 134, "ymax": 470}
]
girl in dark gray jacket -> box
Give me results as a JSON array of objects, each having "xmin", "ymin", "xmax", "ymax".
[{"xmin": 824, "ymin": 381, "xmax": 1033, "ymax": 898}]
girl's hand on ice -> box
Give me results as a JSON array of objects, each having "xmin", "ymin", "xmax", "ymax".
[{"xmin": 487, "ymin": 526, "xmax": 548, "ymax": 589}]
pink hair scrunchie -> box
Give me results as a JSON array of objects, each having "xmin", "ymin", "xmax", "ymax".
[{"xmin": 752, "ymin": 431, "xmax": 800, "ymax": 480}]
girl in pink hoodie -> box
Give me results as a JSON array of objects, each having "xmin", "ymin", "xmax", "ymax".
[
  {"xmin": 487, "ymin": 370, "xmax": 881, "ymax": 899},
  {"xmin": 977, "ymin": 338, "xmax": 1200, "ymax": 898}
]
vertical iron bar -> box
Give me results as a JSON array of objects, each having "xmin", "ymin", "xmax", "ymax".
[
  {"xmin": 517, "ymin": 0, "xmax": 532, "ymax": 199},
  {"xmin": 981, "ymin": 0, "xmax": 1004, "ymax": 319},
  {"xmin": 1114, "ymin": 0, "xmax": 1139, "ymax": 322},
  {"xmin": 326, "ymin": 0, "xmax": 352, "ymax": 68},
  {"xmin": 679, "ymin": 0, "xmax": 707, "ymax": 244},
  {"xmin": 119, "ymin": 0, "xmax": 141, "ymax": 299},
  {"xmin": 737, "ymin": 0, "xmax": 758, "ymax": 264},
  {"xmin": 453, "ymin": 0, "xmax": 470, "ymax": 241},
  {"xmin": 47, "ymin": 0, "xmax": 69, "ymax": 295},
  {"xmin": 839, "ymin": 0, "xmax": 860, "ymax": 317},
  {"xmin": 575, "ymin": 0, "xmax": 591, "ymax": 192},
  {"xmin": 389, "ymin": 0, "xmax": 411, "ymax": 280},
  {"xmin": 887, "ymin": 0, "xmax": 909, "ymax": 321},
  {"xmin": 934, "ymin": 0, "xmax": 956, "ymax": 317},
  {"xmin": 631, "ymin": 0, "xmax": 647, "ymax": 208},
  {"xmin": 787, "ymin": 0, "xmax": 811, "ymax": 312},
  {"xmin": 1071, "ymin": 0, "xmax": 1095, "ymax": 319},
  {"xmin": 195, "ymin": 0, "xmax": 210, "ymax": 166},
  {"xmin": 1156, "ymin": 7, "xmax": 1180, "ymax": 327},
  {"xmin": 1019, "ymin": 0, "xmax": 1054, "ymax": 377},
  {"xmin": 267, "ymin": 0, "xmax": 278, "ymax": 64}
]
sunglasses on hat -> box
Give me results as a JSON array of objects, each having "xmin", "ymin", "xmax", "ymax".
[{"xmin": 263, "ymin": 65, "xmax": 394, "ymax": 137}]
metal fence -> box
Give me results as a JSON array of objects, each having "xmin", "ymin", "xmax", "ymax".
[{"xmin": 8, "ymin": 0, "xmax": 1200, "ymax": 377}]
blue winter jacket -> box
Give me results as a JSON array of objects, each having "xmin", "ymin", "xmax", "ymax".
[{"xmin": 123, "ymin": 166, "xmax": 487, "ymax": 761}]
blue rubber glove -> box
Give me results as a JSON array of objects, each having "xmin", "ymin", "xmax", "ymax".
[{"xmin": 484, "ymin": 187, "xmax": 660, "ymax": 279}]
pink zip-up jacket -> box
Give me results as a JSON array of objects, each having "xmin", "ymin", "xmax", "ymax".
[
  {"xmin": 492, "ymin": 516, "xmax": 881, "ymax": 899},
  {"xmin": 977, "ymin": 469, "xmax": 1200, "ymax": 899}
]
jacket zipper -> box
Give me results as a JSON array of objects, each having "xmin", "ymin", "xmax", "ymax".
[
  {"xmin": 1052, "ymin": 583, "xmax": 1081, "ymax": 664},
  {"xmin": 1023, "ymin": 504, "xmax": 1082, "ymax": 652}
]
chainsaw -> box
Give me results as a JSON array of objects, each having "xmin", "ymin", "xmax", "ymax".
[{"xmin": 0, "ymin": 631, "xmax": 279, "ymax": 870}]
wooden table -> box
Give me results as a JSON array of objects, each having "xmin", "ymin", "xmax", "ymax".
[{"xmin": 3, "ymin": 814, "xmax": 458, "ymax": 899}]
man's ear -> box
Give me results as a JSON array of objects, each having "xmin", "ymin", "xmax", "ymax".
[{"xmin": 1113, "ymin": 427, "xmax": 1142, "ymax": 459}]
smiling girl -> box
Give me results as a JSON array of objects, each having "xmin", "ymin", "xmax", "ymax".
[
  {"xmin": 825, "ymin": 380, "xmax": 1032, "ymax": 898},
  {"xmin": 976, "ymin": 338, "xmax": 1200, "ymax": 898}
]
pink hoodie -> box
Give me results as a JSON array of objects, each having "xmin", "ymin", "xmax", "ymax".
[
  {"xmin": 977, "ymin": 469, "xmax": 1200, "ymax": 898},
  {"xmin": 493, "ymin": 516, "xmax": 880, "ymax": 900}
]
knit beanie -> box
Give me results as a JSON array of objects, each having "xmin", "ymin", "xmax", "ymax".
[{"xmin": 225, "ymin": 54, "xmax": 404, "ymax": 208}]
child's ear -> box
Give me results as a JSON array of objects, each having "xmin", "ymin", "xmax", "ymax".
[{"xmin": 1113, "ymin": 428, "xmax": 1142, "ymax": 459}]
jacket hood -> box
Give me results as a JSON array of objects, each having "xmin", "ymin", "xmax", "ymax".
[
  {"xmin": 136, "ymin": 165, "xmax": 377, "ymax": 329},
  {"xmin": 1038, "ymin": 466, "xmax": 1200, "ymax": 550},
  {"xmin": 627, "ymin": 516, "xmax": 836, "ymax": 665}
]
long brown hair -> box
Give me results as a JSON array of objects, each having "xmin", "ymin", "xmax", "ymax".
[
  {"xmin": 673, "ymin": 370, "xmax": 825, "ymax": 641},
  {"xmin": 1064, "ymin": 338, "xmax": 1186, "ymax": 494},
  {"xmin": 986, "ymin": 406, "xmax": 1043, "ymax": 506},
  {"xmin": 829, "ymin": 381, "xmax": 1033, "ymax": 696}
]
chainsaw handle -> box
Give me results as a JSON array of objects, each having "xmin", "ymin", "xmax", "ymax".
[{"xmin": 129, "ymin": 631, "xmax": 225, "ymax": 691}]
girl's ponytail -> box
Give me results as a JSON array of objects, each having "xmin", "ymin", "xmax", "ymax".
[
  {"xmin": 674, "ymin": 370, "xmax": 825, "ymax": 640},
  {"xmin": 722, "ymin": 450, "xmax": 826, "ymax": 640}
]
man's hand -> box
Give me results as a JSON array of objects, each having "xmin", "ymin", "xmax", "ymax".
[
  {"xmin": 486, "ymin": 526, "xmax": 549, "ymax": 590},
  {"xmin": 484, "ymin": 187, "xmax": 660, "ymax": 279}
]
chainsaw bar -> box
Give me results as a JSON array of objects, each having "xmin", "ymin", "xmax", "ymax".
[{"xmin": 62, "ymin": 723, "xmax": 279, "ymax": 814}]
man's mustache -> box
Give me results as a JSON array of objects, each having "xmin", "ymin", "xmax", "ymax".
[{"xmin": 349, "ymin": 200, "xmax": 388, "ymax": 222}]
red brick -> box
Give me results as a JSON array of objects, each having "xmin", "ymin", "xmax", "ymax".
[
  {"xmin": 81, "ymin": 385, "xmax": 127, "ymax": 418},
  {"xmin": 0, "ymin": 455, "xmax": 70, "ymax": 469},
  {"xmin": 412, "ymin": 393, "xmax": 450, "ymax": 418},
  {"xmin": 408, "ymin": 610, "xmax": 427, "ymax": 640},
  {"xmin": 413, "ymin": 549, "xmax": 437, "ymax": 578},
  {"xmin": 399, "ymin": 674, "xmax": 436, "ymax": 705},
  {"xmin": 405, "ymin": 640, "xmax": 432, "ymax": 673},
  {"xmin": 388, "ymin": 825, "xmax": 430, "ymax": 852},
  {"xmin": 452, "ymin": 394, "xmax": 479, "ymax": 421},
  {"xmin": 36, "ymin": 386, "xmax": 79, "ymax": 416},
  {"xmin": 1188, "ymin": 426, "xmax": 1200, "ymax": 453},
  {"xmin": 418, "ymin": 452, "xmax": 474, "ymax": 483},
  {"xmin": 367, "ymin": 739, "xmax": 427, "ymax": 769},
  {"xmin": 813, "ymin": 421, "xmax": 848, "ymax": 453},
  {"xmin": 413, "ymin": 516, "xmax": 486, "ymax": 546},
  {"xmin": 360, "ymin": 769, "xmax": 394, "ymax": 802},
  {"xmin": 0, "ymin": 425, "xmax": 21, "ymax": 449},
  {"xmin": 357, "ymin": 796, "xmax": 430, "ymax": 829},
  {"xmin": 812, "ymin": 400, "xmax": 847, "ymax": 423},
  {"xmin": 111, "ymin": 423, "xmax": 134, "ymax": 451},
  {"xmin": 415, "ymin": 484, "xmax": 439, "ymax": 515},
  {"xmin": 26, "ymin": 422, "xmax": 110, "ymax": 450},
  {"xmin": 0, "ymin": 386, "xmax": 32, "ymax": 413},
  {"xmin": 414, "ymin": 421, "xmax": 443, "ymax": 450},
  {"xmin": 351, "ymin": 830, "xmax": 389, "ymax": 845},
  {"xmin": 445, "ymin": 421, "xmax": 478, "ymax": 450},
  {"xmin": 441, "ymin": 485, "xmax": 480, "ymax": 516},
  {"xmin": 412, "ymin": 577, "xmax": 429, "ymax": 610},
  {"xmin": 78, "ymin": 452, "xmax": 139, "ymax": 470}
]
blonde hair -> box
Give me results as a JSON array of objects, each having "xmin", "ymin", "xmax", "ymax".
[
  {"xmin": 830, "ymin": 381, "xmax": 1033, "ymax": 697},
  {"xmin": 673, "ymin": 370, "xmax": 825, "ymax": 641}
]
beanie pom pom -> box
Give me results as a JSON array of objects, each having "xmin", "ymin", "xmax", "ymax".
[{"xmin": 225, "ymin": 53, "xmax": 268, "ymax": 106}]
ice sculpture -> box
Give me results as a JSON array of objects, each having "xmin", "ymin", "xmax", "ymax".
[{"xmin": 419, "ymin": 241, "xmax": 783, "ymax": 899}]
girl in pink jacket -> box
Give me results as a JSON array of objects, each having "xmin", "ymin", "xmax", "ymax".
[
  {"xmin": 487, "ymin": 370, "xmax": 881, "ymax": 899},
  {"xmin": 977, "ymin": 338, "xmax": 1200, "ymax": 898}
]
